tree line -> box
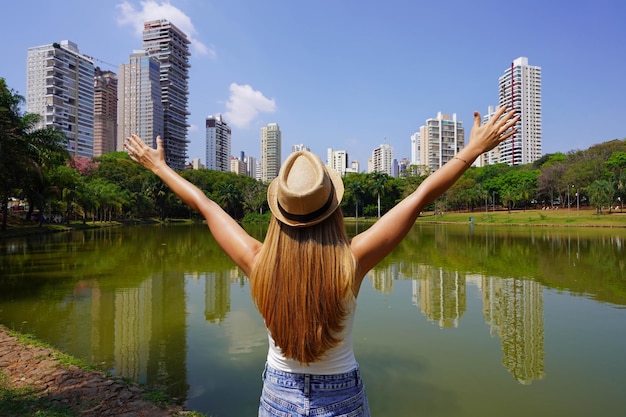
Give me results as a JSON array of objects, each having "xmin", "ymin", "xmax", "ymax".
[{"xmin": 2, "ymin": 77, "xmax": 625, "ymax": 231}]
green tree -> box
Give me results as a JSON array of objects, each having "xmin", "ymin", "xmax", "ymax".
[
  {"xmin": 343, "ymin": 173, "xmax": 368, "ymax": 219},
  {"xmin": 586, "ymin": 179, "xmax": 613, "ymax": 214},
  {"xmin": 48, "ymin": 164, "xmax": 84, "ymax": 223},
  {"xmin": 368, "ymin": 172, "xmax": 389, "ymax": 218},
  {"xmin": 0, "ymin": 78, "xmax": 69, "ymax": 230}
]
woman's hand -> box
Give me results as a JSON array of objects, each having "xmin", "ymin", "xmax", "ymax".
[
  {"xmin": 469, "ymin": 106, "xmax": 520, "ymax": 154},
  {"xmin": 124, "ymin": 135, "xmax": 167, "ymax": 174}
]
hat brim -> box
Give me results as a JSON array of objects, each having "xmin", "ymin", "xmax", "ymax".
[{"xmin": 267, "ymin": 165, "xmax": 344, "ymax": 228}]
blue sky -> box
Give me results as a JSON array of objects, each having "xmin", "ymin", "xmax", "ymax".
[{"xmin": 2, "ymin": 0, "xmax": 625, "ymax": 169}]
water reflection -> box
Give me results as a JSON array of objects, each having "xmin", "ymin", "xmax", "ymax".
[
  {"xmin": 49, "ymin": 271, "xmax": 190, "ymax": 398},
  {"xmin": 371, "ymin": 263, "xmax": 545, "ymax": 384},
  {"xmin": 1, "ymin": 223, "xmax": 625, "ymax": 415}
]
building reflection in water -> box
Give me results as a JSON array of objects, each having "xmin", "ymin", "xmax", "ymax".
[
  {"xmin": 371, "ymin": 263, "xmax": 546, "ymax": 384},
  {"xmin": 480, "ymin": 276, "xmax": 545, "ymax": 384},
  {"xmin": 71, "ymin": 272, "xmax": 190, "ymax": 399},
  {"xmin": 202, "ymin": 271, "xmax": 232, "ymax": 323},
  {"xmin": 190, "ymin": 268, "xmax": 266, "ymax": 355},
  {"xmin": 412, "ymin": 267, "xmax": 466, "ymax": 328}
]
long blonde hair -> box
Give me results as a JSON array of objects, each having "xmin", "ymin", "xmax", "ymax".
[{"xmin": 250, "ymin": 208, "xmax": 356, "ymax": 364}]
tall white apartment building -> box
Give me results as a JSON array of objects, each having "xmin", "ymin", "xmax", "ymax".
[
  {"xmin": 371, "ymin": 143, "xmax": 394, "ymax": 175},
  {"xmin": 498, "ymin": 57, "xmax": 542, "ymax": 165},
  {"xmin": 327, "ymin": 148, "xmax": 349, "ymax": 176},
  {"xmin": 261, "ymin": 123, "xmax": 281, "ymax": 182},
  {"xmin": 410, "ymin": 132, "xmax": 421, "ymax": 165},
  {"xmin": 26, "ymin": 40, "xmax": 95, "ymax": 158},
  {"xmin": 143, "ymin": 19, "xmax": 190, "ymax": 171},
  {"xmin": 255, "ymin": 159, "xmax": 262, "ymax": 182},
  {"xmin": 205, "ymin": 114, "xmax": 231, "ymax": 172},
  {"xmin": 117, "ymin": 50, "xmax": 163, "ymax": 151},
  {"xmin": 419, "ymin": 112, "xmax": 465, "ymax": 173}
]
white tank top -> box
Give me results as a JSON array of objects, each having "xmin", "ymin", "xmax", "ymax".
[{"xmin": 266, "ymin": 296, "xmax": 358, "ymax": 375}]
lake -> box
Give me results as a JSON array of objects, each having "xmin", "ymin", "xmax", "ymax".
[{"xmin": 0, "ymin": 223, "xmax": 625, "ymax": 416}]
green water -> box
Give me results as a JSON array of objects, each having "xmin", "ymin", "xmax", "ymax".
[{"xmin": 0, "ymin": 223, "xmax": 625, "ymax": 416}]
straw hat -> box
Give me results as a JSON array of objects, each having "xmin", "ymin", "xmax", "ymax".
[{"xmin": 267, "ymin": 151, "xmax": 344, "ymax": 227}]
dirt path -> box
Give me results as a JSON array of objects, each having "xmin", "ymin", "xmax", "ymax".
[{"xmin": 0, "ymin": 325, "xmax": 188, "ymax": 416}]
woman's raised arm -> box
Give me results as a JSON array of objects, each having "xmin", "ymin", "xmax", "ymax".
[
  {"xmin": 125, "ymin": 135, "xmax": 262, "ymax": 276},
  {"xmin": 351, "ymin": 106, "xmax": 519, "ymax": 281}
]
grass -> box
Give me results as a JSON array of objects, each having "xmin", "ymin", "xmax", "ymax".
[
  {"xmin": 1, "ymin": 326, "xmax": 204, "ymax": 417},
  {"xmin": 7, "ymin": 331, "xmax": 103, "ymax": 373},
  {"xmin": 0, "ymin": 371, "xmax": 76, "ymax": 417},
  {"xmin": 411, "ymin": 208, "xmax": 626, "ymax": 228},
  {"xmin": 0, "ymin": 216, "xmax": 199, "ymax": 239}
]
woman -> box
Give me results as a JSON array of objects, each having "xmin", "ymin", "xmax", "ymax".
[{"xmin": 125, "ymin": 105, "xmax": 519, "ymax": 416}]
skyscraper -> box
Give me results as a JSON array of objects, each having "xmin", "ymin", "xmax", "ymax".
[
  {"xmin": 245, "ymin": 155, "xmax": 257, "ymax": 179},
  {"xmin": 93, "ymin": 68, "xmax": 117, "ymax": 157},
  {"xmin": 117, "ymin": 50, "xmax": 163, "ymax": 151},
  {"xmin": 327, "ymin": 148, "xmax": 349, "ymax": 176},
  {"xmin": 410, "ymin": 131, "xmax": 421, "ymax": 166},
  {"xmin": 418, "ymin": 113, "xmax": 465, "ymax": 173},
  {"xmin": 498, "ymin": 57, "xmax": 542, "ymax": 165},
  {"xmin": 205, "ymin": 114, "xmax": 231, "ymax": 172},
  {"xmin": 261, "ymin": 123, "xmax": 281, "ymax": 182},
  {"xmin": 142, "ymin": 19, "xmax": 190, "ymax": 171},
  {"xmin": 26, "ymin": 40, "xmax": 95, "ymax": 158},
  {"xmin": 371, "ymin": 143, "xmax": 394, "ymax": 175}
]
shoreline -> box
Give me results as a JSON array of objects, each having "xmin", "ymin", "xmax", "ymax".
[
  {"xmin": 0, "ymin": 325, "xmax": 191, "ymax": 416},
  {"xmin": 1, "ymin": 209, "xmax": 625, "ymax": 240}
]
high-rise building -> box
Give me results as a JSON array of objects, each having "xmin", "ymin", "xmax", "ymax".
[
  {"xmin": 117, "ymin": 50, "xmax": 163, "ymax": 151},
  {"xmin": 190, "ymin": 157, "xmax": 204, "ymax": 170},
  {"xmin": 327, "ymin": 148, "xmax": 349, "ymax": 176},
  {"xmin": 93, "ymin": 68, "xmax": 117, "ymax": 156},
  {"xmin": 245, "ymin": 156, "xmax": 257, "ymax": 179},
  {"xmin": 26, "ymin": 40, "xmax": 95, "ymax": 158},
  {"xmin": 418, "ymin": 112, "xmax": 465, "ymax": 173},
  {"xmin": 205, "ymin": 114, "xmax": 231, "ymax": 172},
  {"xmin": 142, "ymin": 19, "xmax": 190, "ymax": 171},
  {"xmin": 498, "ymin": 57, "xmax": 542, "ymax": 165},
  {"xmin": 230, "ymin": 156, "xmax": 246, "ymax": 175},
  {"xmin": 261, "ymin": 123, "xmax": 281, "ymax": 182},
  {"xmin": 371, "ymin": 143, "xmax": 394, "ymax": 175},
  {"xmin": 410, "ymin": 132, "xmax": 421, "ymax": 165}
]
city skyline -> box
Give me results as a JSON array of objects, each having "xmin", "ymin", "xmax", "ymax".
[{"xmin": 3, "ymin": 0, "xmax": 625, "ymax": 170}]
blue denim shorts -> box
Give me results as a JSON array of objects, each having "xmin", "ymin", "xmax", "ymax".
[{"xmin": 259, "ymin": 364, "xmax": 370, "ymax": 417}]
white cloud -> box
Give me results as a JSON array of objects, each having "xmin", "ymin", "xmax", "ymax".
[
  {"xmin": 116, "ymin": 0, "xmax": 215, "ymax": 58},
  {"xmin": 223, "ymin": 83, "xmax": 277, "ymax": 128}
]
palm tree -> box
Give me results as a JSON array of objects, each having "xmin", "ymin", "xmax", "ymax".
[
  {"xmin": 368, "ymin": 172, "xmax": 387, "ymax": 218},
  {"xmin": 474, "ymin": 184, "xmax": 489, "ymax": 214},
  {"xmin": 500, "ymin": 187, "xmax": 516, "ymax": 213},
  {"xmin": 345, "ymin": 179, "xmax": 366, "ymax": 220},
  {"xmin": 217, "ymin": 182, "xmax": 243, "ymax": 218},
  {"xmin": 0, "ymin": 78, "xmax": 68, "ymax": 230}
]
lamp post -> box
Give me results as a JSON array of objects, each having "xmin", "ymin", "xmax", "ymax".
[{"xmin": 567, "ymin": 186, "xmax": 571, "ymax": 216}]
